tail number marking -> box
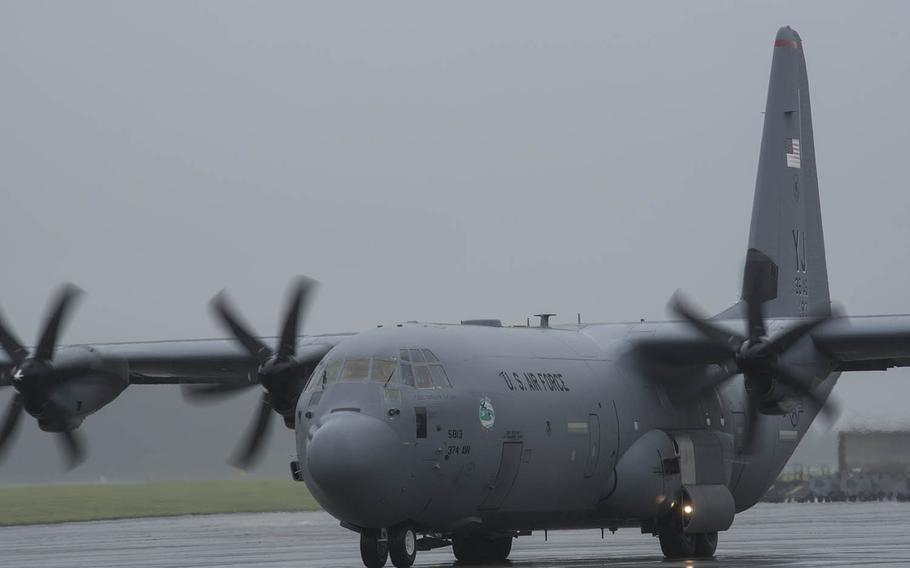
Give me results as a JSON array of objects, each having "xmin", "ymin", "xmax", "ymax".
[{"xmin": 792, "ymin": 229, "xmax": 809, "ymax": 314}]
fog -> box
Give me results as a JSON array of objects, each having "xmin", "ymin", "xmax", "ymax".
[{"xmin": 1, "ymin": 1, "xmax": 909, "ymax": 482}]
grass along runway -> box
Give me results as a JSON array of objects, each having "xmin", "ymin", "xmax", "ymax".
[{"xmin": 0, "ymin": 479, "xmax": 320, "ymax": 525}]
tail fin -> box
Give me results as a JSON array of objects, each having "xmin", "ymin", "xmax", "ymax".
[{"xmin": 745, "ymin": 27, "xmax": 830, "ymax": 318}]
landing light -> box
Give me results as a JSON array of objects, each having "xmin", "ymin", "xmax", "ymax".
[{"xmin": 683, "ymin": 504, "xmax": 694, "ymax": 515}]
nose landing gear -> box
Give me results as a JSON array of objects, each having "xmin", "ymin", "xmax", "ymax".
[
  {"xmin": 359, "ymin": 528, "xmax": 389, "ymax": 568},
  {"xmin": 359, "ymin": 526, "xmax": 418, "ymax": 568},
  {"xmin": 388, "ymin": 526, "xmax": 417, "ymax": 568}
]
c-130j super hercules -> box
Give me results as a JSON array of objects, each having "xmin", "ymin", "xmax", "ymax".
[{"xmin": 0, "ymin": 26, "xmax": 906, "ymax": 566}]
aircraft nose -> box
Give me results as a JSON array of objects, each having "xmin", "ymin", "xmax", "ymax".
[{"xmin": 305, "ymin": 411, "xmax": 408, "ymax": 527}]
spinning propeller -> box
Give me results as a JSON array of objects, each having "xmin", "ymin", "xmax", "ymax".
[
  {"xmin": 670, "ymin": 248, "xmax": 839, "ymax": 454},
  {"xmin": 0, "ymin": 285, "xmax": 90, "ymax": 469},
  {"xmin": 184, "ymin": 277, "xmax": 317, "ymax": 470}
]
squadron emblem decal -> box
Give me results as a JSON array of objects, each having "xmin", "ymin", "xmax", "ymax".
[{"xmin": 479, "ymin": 397, "xmax": 495, "ymax": 429}]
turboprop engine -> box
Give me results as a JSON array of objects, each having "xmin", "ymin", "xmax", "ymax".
[{"xmin": 0, "ymin": 285, "xmax": 130, "ymax": 468}]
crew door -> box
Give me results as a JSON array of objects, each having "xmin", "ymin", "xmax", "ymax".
[
  {"xmin": 584, "ymin": 414, "xmax": 600, "ymax": 478},
  {"xmin": 479, "ymin": 441, "xmax": 524, "ymax": 510}
]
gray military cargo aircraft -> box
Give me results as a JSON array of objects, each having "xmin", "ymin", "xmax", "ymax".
[{"xmin": 0, "ymin": 26, "xmax": 907, "ymax": 566}]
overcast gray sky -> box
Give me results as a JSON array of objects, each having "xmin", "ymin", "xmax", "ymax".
[{"xmin": 1, "ymin": 1, "xmax": 909, "ymax": 482}]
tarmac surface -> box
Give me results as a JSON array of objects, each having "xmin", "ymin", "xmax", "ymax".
[{"xmin": 2, "ymin": 503, "xmax": 910, "ymax": 567}]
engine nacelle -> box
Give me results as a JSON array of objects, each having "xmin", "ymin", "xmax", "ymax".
[
  {"xmin": 600, "ymin": 428, "xmax": 737, "ymax": 534},
  {"xmin": 37, "ymin": 346, "xmax": 130, "ymax": 430}
]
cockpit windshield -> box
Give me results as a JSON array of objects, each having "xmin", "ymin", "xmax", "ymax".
[{"xmin": 305, "ymin": 348, "xmax": 451, "ymax": 392}]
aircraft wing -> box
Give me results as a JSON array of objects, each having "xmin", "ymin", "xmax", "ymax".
[
  {"xmin": 0, "ymin": 334, "xmax": 352, "ymax": 386},
  {"xmin": 811, "ymin": 315, "xmax": 910, "ymax": 371},
  {"xmin": 629, "ymin": 314, "xmax": 910, "ymax": 373}
]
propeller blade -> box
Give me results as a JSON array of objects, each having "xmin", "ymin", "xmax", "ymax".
[
  {"xmin": 765, "ymin": 314, "xmax": 834, "ymax": 355},
  {"xmin": 741, "ymin": 400, "xmax": 761, "ymax": 457},
  {"xmin": 0, "ymin": 394, "xmax": 24, "ymax": 463},
  {"xmin": 694, "ymin": 362, "xmax": 740, "ymax": 399},
  {"xmin": 741, "ymin": 248, "xmax": 777, "ymax": 343},
  {"xmin": 57, "ymin": 428, "xmax": 86, "ymax": 470},
  {"xmin": 670, "ymin": 292, "xmax": 743, "ymax": 353},
  {"xmin": 34, "ymin": 284, "xmax": 83, "ymax": 362},
  {"xmin": 0, "ymin": 311, "xmax": 27, "ymax": 366},
  {"xmin": 769, "ymin": 363, "xmax": 840, "ymax": 424},
  {"xmin": 745, "ymin": 296, "xmax": 766, "ymax": 344},
  {"xmin": 228, "ymin": 393, "xmax": 273, "ymax": 470},
  {"xmin": 181, "ymin": 382, "xmax": 257, "ymax": 404},
  {"xmin": 277, "ymin": 278, "xmax": 315, "ymax": 360},
  {"xmin": 210, "ymin": 291, "xmax": 273, "ymax": 363}
]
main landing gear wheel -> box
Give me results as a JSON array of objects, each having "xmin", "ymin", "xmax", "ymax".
[
  {"xmin": 360, "ymin": 529, "xmax": 389, "ymax": 568},
  {"xmin": 658, "ymin": 512, "xmax": 696, "ymax": 559},
  {"xmin": 694, "ymin": 531, "xmax": 718, "ymax": 557},
  {"xmin": 389, "ymin": 526, "xmax": 417, "ymax": 568},
  {"xmin": 658, "ymin": 513, "xmax": 718, "ymax": 559},
  {"xmin": 452, "ymin": 534, "xmax": 513, "ymax": 564}
]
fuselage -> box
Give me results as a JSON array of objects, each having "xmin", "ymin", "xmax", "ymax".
[{"xmin": 295, "ymin": 318, "xmax": 834, "ymax": 534}]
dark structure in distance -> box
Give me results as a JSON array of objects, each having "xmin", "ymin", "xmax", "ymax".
[{"xmin": 767, "ymin": 430, "xmax": 910, "ymax": 503}]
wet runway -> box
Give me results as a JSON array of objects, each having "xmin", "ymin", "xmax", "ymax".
[{"xmin": 2, "ymin": 503, "xmax": 909, "ymax": 567}]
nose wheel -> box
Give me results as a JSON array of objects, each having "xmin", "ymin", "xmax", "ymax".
[{"xmin": 360, "ymin": 529, "xmax": 389, "ymax": 568}]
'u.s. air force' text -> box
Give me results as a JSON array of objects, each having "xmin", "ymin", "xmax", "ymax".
[{"xmin": 499, "ymin": 371, "xmax": 570, "ymax": 392}]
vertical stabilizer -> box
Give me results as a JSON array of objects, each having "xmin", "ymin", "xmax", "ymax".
[{"xmin": 746, "ymin": 27, "xmax": 830, "ymax": 318}]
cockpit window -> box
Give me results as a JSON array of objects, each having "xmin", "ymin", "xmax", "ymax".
[
  {"xmin": 340, "ymin": 358, "xmax": 370, "ymax": 381},
  {"xmin": 400, "ymin": 363, "xmax": 415, "ymax": 387},
  {"xmin": 413, "ymin": 365, "xmax": 433, "ymax": 388},
  {"xmin": 371, "ymin": 359, "xmax": 398, "ymax": 382},
  {"xmin": 400, "ymin": 348, "xmax": 450, "ymax": 390},
  {"xmin": 324, "ymin": 358, "xmax": 342, "ymax": 385},
  {"xmin": 306, "ymin": 349, "xmax": 449, "ymax": 391},
  {"xmin": 306, "ymin": 356, "xmax": 341, "ymax": 392},
  {"xmin": 429, "ymin": 364, "xmax": 451, "ymax": 388}
]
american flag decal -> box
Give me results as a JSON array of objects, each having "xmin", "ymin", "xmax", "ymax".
[{"xmin": 786, "ymin": 138, "xmax": 801, "ymax": 169}]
